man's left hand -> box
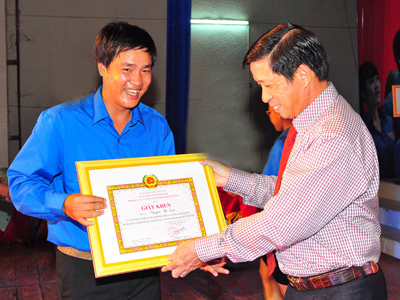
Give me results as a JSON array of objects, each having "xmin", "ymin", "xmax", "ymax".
[{"xmin": 161, "ymin": 240, "xmax": 229, "ymax": 278}]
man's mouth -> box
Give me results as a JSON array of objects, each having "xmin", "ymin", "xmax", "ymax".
[
  {"xmin": 125, "ymin": 89, "xmax": 140, "ymax": 96},
  {"xmin": 272, "ymin": 104, "xmax": 281, "ymax": 111}
]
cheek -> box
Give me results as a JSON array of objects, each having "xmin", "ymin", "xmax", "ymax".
[{"xmin": 143, "ymin": 76, "xmax": 152, "ymax": 89}]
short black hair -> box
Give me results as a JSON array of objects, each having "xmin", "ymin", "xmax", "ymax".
[
  {"xmin": 94, "ymin": 21, "xmax": 157, "ymax": 68},
  {"xmin": 359, "ymin": 61, "xmax": 379, "ymax": 100},
  {"xmin": 393, "ymin": 29, "xmax": 400, "ymax": 70},
  {"xmin": 243, "ymin": 23, "xmax": 329, "ymax": 81}
]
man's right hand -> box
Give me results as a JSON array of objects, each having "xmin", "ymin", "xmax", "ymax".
[
  {"xmin": 63, "ymin": 193, "xmax": 107, "ymax": 226},
  {"xmin": 200, "ymin": 159, "xmax": 231, "ymax": 188}
]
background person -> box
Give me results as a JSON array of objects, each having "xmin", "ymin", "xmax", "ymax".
[
  {"xmin": 359, "ymin": 61, "xmax": 395, "ymax": 178},
  {"xmin": 8, "ymin": 22, "xmax": 175, "ymax": 299}
]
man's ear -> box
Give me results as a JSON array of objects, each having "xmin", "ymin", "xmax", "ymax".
[
  {"xmin": 97, "ymin": 63, "xmax": 107, "ymax": 77},
  {"xmin": 296, "ymin": 64, "xmax": 312, "ymax": 87}
]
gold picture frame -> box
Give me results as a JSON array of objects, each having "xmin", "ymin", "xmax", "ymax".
[
  {"xmin": 392, "ymin": 85, "xmax": 400, "ymax": 117},
  {"xmin": 76, "ymin": 153, "xmax": 226, "ymax": 278}
]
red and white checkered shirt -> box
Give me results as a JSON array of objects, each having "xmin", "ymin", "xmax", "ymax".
[{"xmin": 195, "ymin": 83, "xmax": 381, "ymax": 277}]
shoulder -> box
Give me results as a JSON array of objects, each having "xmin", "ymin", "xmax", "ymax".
[
  {"xmin": 381, "ymin": 92, "xmax": 393, "ymax": 115},
  {"xmin": 319, "ymin": 95, "xmax": 366, "ymax": 139},
  {"xmin": 137, "ymin": 103, "xmax": 170, "ymax": 128},
  {"xmin": 41, "ymin": 93, "xmax": 94, "ymax": 123},
  {"xmin": 302, "ymin": 95, "xmax": 374, "ymax": 160}
]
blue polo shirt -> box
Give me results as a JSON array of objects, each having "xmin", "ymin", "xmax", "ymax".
[
  {"xmin": 8, "ymin": 86, "xmax": 175, "ymax": 251},
  {"xmin": 262, "ymin": 128, "xmax": 289, "ymax": 176}
]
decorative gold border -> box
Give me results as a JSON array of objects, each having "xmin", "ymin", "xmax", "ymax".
[
  {"xmin": 392, "ymin": 85, "xmax": 400, "ymax": 117},
  {"xmin": 108, "ymin": 177, "xmax": 206, "ymax": 254},
  {"xmin": 75, "ymin": 153, "xmax": 226, "ymax": 278}
]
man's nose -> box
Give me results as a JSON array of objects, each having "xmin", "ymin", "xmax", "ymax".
[
  {"xmin": 130, "ymin": 72, "xmax": 143, "ymax": 86},
  {"xmin": 262, "ymin": 90, "xmax": 272, "ymax": 103}
]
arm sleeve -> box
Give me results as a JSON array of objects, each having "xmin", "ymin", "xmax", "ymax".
[
  {"xmin": 8, "ymin": 111, "xmax": 68, "ymax": 221},
  {"xmin": 195, "ymin": 133, "xmax": 370, "ymax": 263},
  {"xmin": 162, "ymin": 123, "xmax": 175, "ymax": 155}
]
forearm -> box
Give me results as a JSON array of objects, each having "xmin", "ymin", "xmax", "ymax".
[
  {"xmin": 195, "ymin": 212, "xmax": 277, "ymax": 263},
  {"xmin": 9, "ymin": 168, "xmax": 68, "ymax": 220},
  {"xmin": 224, "ymin": 168, "xmax": 276, "ymax": 209}
]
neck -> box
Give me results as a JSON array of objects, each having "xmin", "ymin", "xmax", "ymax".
[
  {"xmin": 366, "ymin": 104, "xmax": 379, "ymax": 120},
  {"xmin": 102, "ymin": 98, "xmax": 132, "ymax": 135},
  {"xmin": 282, "ymin": 119, "xmax": 292, "ymax": 131},
  {"xmin": 309, "ymin": 79, "xmax": 329, "ymax": 101}
]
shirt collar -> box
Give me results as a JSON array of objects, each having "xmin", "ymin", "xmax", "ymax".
[
  {"xmin": 292, "ymin": 82, "xmax": 339, "ymax": 134},
  {"xmin": 364, "ymin": 108, "xmax": 389, "ymax": 130},
  {"xmin": 92, "ymin": 85, "xmax": 145, "ymax": 127}
]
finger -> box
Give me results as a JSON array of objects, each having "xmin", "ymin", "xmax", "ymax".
[
  {"xmin": 166, "ymin": 247, "xmax": 179, "ymax": 262},
  {"xmin": 200, "ymin": 158, "xmax": 218, "ymax": 167},
  {"xmin": 81, "ymin": 196, "xmax": 107, "ymax": 204},
  {"xmin": 77, "ymin": 217, "xmax": 94, "ymax": 226},
  {"xmin": 199, "ymin": 160, "xmax": 208, "ymax": 166},
  {"xmin": 201, "ymin": 265, "xmax": 218, "ymax": 277},
  {"xmin": 83, "ymin": 202, "xmax": 107, "ymax": 211},
  {"xmin": 161, "ymin": 261, "xmax": 177, "ymax": 272},
  {"xmin": 179, "ymin": 270, "xmax": 189, "ymax": 278},
  {"xmin": 71, "ymin": 210, "xmax": 104, "ymax": 223},
  {"xmin": 160, "ymin": 266, "xmax": 168, "ymax": 272},
  {"xmin": 85, "ymin": 210, "xmax": 105, "ymax": 219},
  {"xmin": 171, "ymin": 266, "xmax": 187, "ymax": 278},
  {"xmin": 171, "ymin": 268, "xmax": 181, "ymax": 278},
  {"xmin": 213, "ymin": 265, "xmax": 230, "ymax": 275}
]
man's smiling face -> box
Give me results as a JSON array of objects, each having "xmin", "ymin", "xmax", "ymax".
[
  {"xmin": 250, "ymin": 56, "xmax": 306, "ymax": 120},
  {"xmin": 99, "ymin": 48, "xmax": 152, "ymax": 112}
]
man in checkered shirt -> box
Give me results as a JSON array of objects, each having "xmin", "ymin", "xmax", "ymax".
[{"xmin": 162, "ymin": 23, "xmax": 387, "ymax": 299}]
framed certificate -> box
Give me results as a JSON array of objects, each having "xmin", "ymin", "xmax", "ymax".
[
  {"xmin": 392, "ymin": 85, "xmax": 400, "ymax": 117},
  {"xmin": 76, "ymin": 153, "xmax": 226, "ymax": 278}
]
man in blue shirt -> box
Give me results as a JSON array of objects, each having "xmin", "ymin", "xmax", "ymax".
[{"xmin": 8, "ymin": 22, "xmax": 175, "ymax": 299}]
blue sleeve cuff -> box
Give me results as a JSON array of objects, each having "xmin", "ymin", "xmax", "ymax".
[{"xmin": 47, "ymin": 191, "xmax": 69, "ymax": 218}]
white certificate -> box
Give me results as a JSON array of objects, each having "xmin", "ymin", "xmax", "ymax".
[
  {"xmin": 76, "ymin": 153, "xmax": 226, "ymax": 278},
  {"xmin": 109, "ymin": 177, "xmax": 205, "ymax": 253}
]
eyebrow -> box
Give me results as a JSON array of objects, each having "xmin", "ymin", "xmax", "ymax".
[{"xmin": 122, "ymin": 63, "xmax": 152, "ymax": 68}]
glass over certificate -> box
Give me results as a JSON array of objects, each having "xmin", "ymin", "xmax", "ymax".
[{"xmin": 76, "ymin": 153, "xmax": 226, "ymax": 278}]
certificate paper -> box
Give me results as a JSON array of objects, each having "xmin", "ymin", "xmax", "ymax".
[
  {"xmin": 109, "ymin": 177, "xmax": 206, "ymax": 254},
  {"xmin": 76, "ymin": 153, "xmax": 226, "ymax": 278}
]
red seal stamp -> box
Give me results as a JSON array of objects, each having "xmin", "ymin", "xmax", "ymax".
[{"xmin": 168, "ymin": 226, "xmax": 177, "ymax": 238}]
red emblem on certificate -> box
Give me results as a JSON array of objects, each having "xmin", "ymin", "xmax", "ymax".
[{"xmin": 142, "ymin": 174, "xmax": 158, "ymax": 188}]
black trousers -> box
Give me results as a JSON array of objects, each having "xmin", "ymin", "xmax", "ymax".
[
  {"xmin": 56, "ymin": 249, "xmax": 161, "ymax": 300},
  {"xmin": 284, "ymin": 266, "xmax": 387, "ymax": 300}
]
